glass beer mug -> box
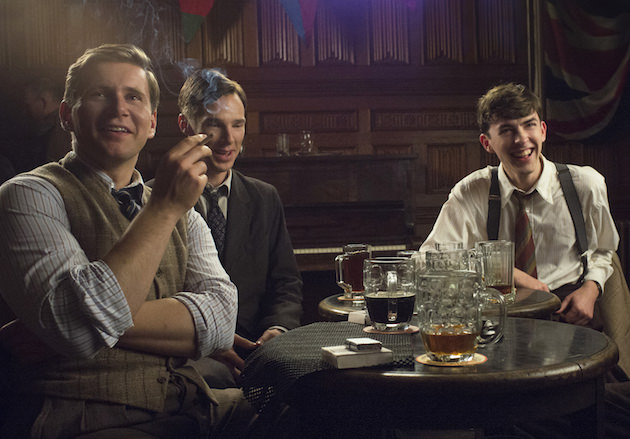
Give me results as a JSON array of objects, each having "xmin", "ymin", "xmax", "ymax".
[
  {"xmin": 335, "ymin": 244, "xmax": 371, "ymax": 300},
  {"xmin": 475, "ymin": 240, "xmax": 515, "ymax": 303},
  {"xmin": 417, "ymin": 270, "xmax": 505, "ymax": 363},
  {"xmin": 363, "ymin": 257, "xmax": 416, "ymax": 332}
]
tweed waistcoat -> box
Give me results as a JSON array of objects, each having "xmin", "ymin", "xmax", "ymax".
[{"xmin": 12, "ymin": 156, "xmax": 207, "ymax": 412}]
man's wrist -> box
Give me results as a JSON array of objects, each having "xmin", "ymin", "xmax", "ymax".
[
  {"xmin": 591, "ymin": 280, "xmax": 603, "ymax": 299},
  {"xmin": 584, "ymin": 279, "xmax": 603, "ymax": 301}
]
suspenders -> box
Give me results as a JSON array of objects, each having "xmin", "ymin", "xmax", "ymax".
[
  {"xmin": 487, "ymin": 167, "xmax": 501, "ymax": 241},
  {"xmin": 487, "ymin": 163, "xmax": 588, "ymax": 281}
]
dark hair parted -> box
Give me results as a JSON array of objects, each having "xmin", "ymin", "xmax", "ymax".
[
  {"xmin": 63, "ymin": 44, "xmax": 160, "ymax": 112},
  {"xmin": 476, "ymin": 83, "xmax": 542, "ymax": 135},
  {"xmin": 178, "ymin": 69, "xmax": 247, "ymax": 121}
]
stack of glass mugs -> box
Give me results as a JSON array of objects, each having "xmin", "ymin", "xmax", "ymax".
[{"xmin": 414, "ymin": 241, "xmax": 510, "ymax": 364}]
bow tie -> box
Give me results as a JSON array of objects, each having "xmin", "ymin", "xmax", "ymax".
[{"xmin": 111, "ymin": 185, "xmax": 143, "ymax": 220}]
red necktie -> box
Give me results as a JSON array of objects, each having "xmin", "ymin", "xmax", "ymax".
[{"xmin": 514, "ymin": 192, "xmax": 537, "ymax": 278}]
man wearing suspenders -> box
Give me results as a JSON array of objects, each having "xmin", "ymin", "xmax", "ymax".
[{"xmin": 421, "ymin": 83, "xmax": 619, "ymax": 327}]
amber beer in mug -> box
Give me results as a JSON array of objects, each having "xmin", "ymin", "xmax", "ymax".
[
  {"xmin": 420, "ymin": 324, "xmax": 480, "ymax": 362},
  {"xmin": 335, "ymin": 244, "xmax": 371, "ymax": 299},
  {"xmin": 417, "ymin": 270, "xmax": 505, "ymax": 363}
]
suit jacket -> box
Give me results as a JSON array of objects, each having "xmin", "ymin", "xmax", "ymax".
[{"xmin": 196, "ymin": 170, "xmax": 303, "ymax": 341}]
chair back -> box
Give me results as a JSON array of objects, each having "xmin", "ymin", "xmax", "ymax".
[{"xmin": 597, "ymin": 252, "xmax": 630, "ymax": 379}]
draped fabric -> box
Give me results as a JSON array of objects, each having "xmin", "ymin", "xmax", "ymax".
[
  {"xmin": 543, "ymin": 0, "xmax": 630, "ymax": 140},
  {"xmin": 279, "ymin": 0, "xmax": 318, "ymax": 40},
  {"xmin": 179, "ymin": 0, "xmax": 216, "ymax": 43}
]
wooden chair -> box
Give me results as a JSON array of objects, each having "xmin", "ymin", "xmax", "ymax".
[{"xmin": 597, "ymin": 252, "xmax": 630, "ymax": 380}]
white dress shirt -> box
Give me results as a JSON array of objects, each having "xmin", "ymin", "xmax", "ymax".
[
  {"xmin": 421, "ymin": 156, "xmax": 619, "ymax": 291},
  {"xmin": 0, "ymin": 166, "xmax": 238, "ymax": 359}
]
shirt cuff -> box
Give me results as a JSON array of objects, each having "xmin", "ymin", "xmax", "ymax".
[{"xmin": 267, "ymin": 325, "xmax": 288, "ymax": 333}]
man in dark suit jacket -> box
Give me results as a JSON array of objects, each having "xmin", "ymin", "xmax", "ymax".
[{"xmin": 177, "ymin": 68, "xmax": 303, "ymax": 387}]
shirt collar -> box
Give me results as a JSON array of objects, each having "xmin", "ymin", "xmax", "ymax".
[
  {"xmin": 497, "ymin": 155, "xmax": 553, "ymax": 207},
  {"xmin": 208, "ymin": 169, "xmax": 232, "ymax": 198},
  {"xmin": 70, "ymin": 151, "xmax": 144, "ymax": 190}
]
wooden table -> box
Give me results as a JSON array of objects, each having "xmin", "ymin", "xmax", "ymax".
[
  {"xmin": 318, "ymin": 287, "xmax": 561, "ymax": 321},
  {"xmin": 242, "ymin": 319, "xmax": 618, "ymax": 438}
]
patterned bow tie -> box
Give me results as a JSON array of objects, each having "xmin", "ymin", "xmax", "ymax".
[{"xmin": 111, "ymin": 185, "xmax": 143, "ymax": 220}]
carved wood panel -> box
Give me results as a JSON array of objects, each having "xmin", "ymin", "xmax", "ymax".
[
  {"xmin": 370, "ymin": 0, "xmax": 411, "ymax": 65},
  {"xmin": 315, "ymin": 3, "xmax": 357, "ymax": 65},
  {"xmin": 260, "ymin": 111, "xmax": 358, "ymax": 133},
  {"xmin": 372, "ymin": 110, "xmax": 477, "ymax": 131},
  {"xmin": 477, "ymin": 0, "xmax": 518, "ymax": 63},
  {"xmin": 426, "ymin": 143, "xmax": 468, "ymax": 193},
  {"xmin": 259, "ymin": 0, "xmax": 300, "ymax": 65},
  {"xmin": 422, "ymin": 0, "xmax": 464, "ymax": 64}
]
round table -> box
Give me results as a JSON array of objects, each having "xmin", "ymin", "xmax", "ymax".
[
  {"xmin": 242, "ymin": 319, "xmax": 618, "ymax": 438},
  {"xmin": 318, "ymin": 287, "xmax": 561, "ymax": 321}
]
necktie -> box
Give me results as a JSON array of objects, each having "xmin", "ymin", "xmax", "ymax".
[
  {"xmin": 111, "ymin": 185, "xmax": 143, "ymax": 220},
  {"xmin": 514, "ymin": 191, "xmax": 537, "ymax": 278},
  {"xmin": 205, "ymin": 186, "xmax": 227, "ymax": 257}
]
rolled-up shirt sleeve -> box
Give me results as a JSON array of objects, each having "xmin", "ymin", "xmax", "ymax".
[
  {"xmin": 0, "ymin": 176, "xmax": 134, "ymax": 358},
  {"xmin": 580, "ymin": 168, "xmax": 619, "ymax": 292},
  {"xmin": 175, "ymin": 210, "xmax": 238, "ymax": 359}
]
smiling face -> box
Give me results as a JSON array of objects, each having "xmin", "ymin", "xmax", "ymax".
[
  {"xmin": 179, "ymin": 92, "xmax": 245, "ymax": 187},
  {"xmin": 480, "ymin": 111, "xmax": 547, "ymax": 191},
  {"xmin": 60, "ymin": 61, "xmax": 157, "ymax": 183}
]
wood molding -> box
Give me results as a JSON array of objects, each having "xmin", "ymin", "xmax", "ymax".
[
  {"xmin": 260, "ymin": 111, "xmax": 359, "ymax": 133},
  {"xmin": 372, "ymin": 110, "xmax": 477, "ymax": 131}
]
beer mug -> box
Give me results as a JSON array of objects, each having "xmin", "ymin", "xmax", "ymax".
[
  {"xmin": 434, "ymin": 241, "xmax": 463, "ymax": 251},
  {"xmin": 335, "ymin": 244, "xmax": 371, "ymax": 299},
  {"xmin": 475, "ymin": 240, "xmax": 515, "ymax": 303},
  {"xmin": 363, "ymin": 257, "xmax": 416, "ymax": 331},
  {"xmin": 275, "ymin": 133, "xmax": 290, "ymax": 156},
  {"xmin": 417, "ymin": 270, "xmax": 505, "ymax": 363},
  {"xmin": 424, "ymin": 248, "xmax": 478, "ymax": 272}
]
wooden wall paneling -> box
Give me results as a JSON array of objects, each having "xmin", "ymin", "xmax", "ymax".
[
  {"xmin": 476, "ymin": 0, "xmax": 518, "ymax": 64},
  {"xmin": 258, "ymin": 110, "xmax": 360, "ymax": 156},
  {"xmin": 315, "ymin": 2, "xmax": 357, "ymax": 65},
  {"xmin": 184, "ymin": 23, "xmax": 205, "ymax": 64},
  {"xmin": 258, "ymin": 0, "xmax": 300, "ymax": 65},
  {"xmin": 203, "ymin": 1, "xmax": 246, "ymax": 66},
  {"xmin": 372, "ymin": 143, "xmax": 414, "ymax": 155},
  {"xmin": 241, "ymin": 0, "xmax": 261, "ymax": 67},
  {"xmin": 426, "ymin": 142, "xmax": 468, "ymax": 193},
  {"xmin": 0, "ymin": 1, "xmax": 9, "ymax": 67},
  {"xmin": 369, "ymin": 0, "xmax": 410, "ymax": 65},
  {"xmin": 2, "ymin": 0, "xmax": 65, "ymax": 69},
  {"xmin": 159, "ymin": 5, "xmax": 186, "ymax": 66},
  {"xmin": 461, "ymin": 0, "xmax": 479, "ymax": 64},
  {"xmin": 371, "ymin": 109, "xmax": 477, "ymax": 131},
  {"xmin": 260, "ymin": 111, "xmax": 359, "ymax": 134},
  {"xmin": 422, "ymin": 0, "xmax": 464, "ymax": 64}
]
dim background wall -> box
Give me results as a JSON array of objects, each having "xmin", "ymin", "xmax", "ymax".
[{"xmin": 0, "ymin": 0, "xmax": 628, "ymax": 264}]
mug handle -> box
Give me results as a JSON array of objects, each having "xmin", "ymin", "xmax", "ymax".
[
  {"xmin": 478, "ymin": 287, "xmax": 506, "ymax": 345},
  {"xmin": 386, "ymin": 271, "xmax": 398, "ymax": 321},
  {"xmin": 335, "ymin": 254, "xmax": 352, "ymax": 298}
]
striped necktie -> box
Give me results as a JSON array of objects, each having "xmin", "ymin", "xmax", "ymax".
[
  {"xmin": 204, "ymin": 186, "xmax": 227, "ymax": 257},
  {"xmin": 514, "ymin": 191, "xmax": 537, "ymax": 278},
  {"xmin": 111, "ymin": 185, "xmax": 143, "ymax": 220}
]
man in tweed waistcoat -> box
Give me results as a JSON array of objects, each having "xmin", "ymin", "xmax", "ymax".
[{"xmin": 0, "ymin": 44, "xmax": 254, "ymax": 438}]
